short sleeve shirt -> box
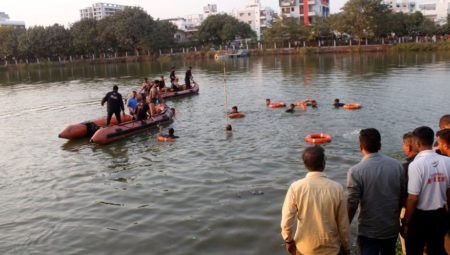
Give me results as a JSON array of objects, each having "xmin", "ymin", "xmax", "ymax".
[{"xmin": 408, "ymin": 150, "xmax": 450, "ymax": 210}]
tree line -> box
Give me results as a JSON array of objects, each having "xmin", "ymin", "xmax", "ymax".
[
  {"xmin": 263, "ymin": 0, "xmax": 450, "ymax": 45},
  {"xmin": 0, "ymin": 8, "xmax": 255, "ymax": 63},
  {"xmin": 0, "ymin": 8, "xmax": 178, "ymax": 62},
  {"xmin": 1, "ymin": 1, "xmax": 450, "ymax": 63}
]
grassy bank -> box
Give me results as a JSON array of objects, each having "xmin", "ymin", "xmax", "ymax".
[{"xmin": 393, "ymin": 41, "xmax": 450, "ymax": 51}]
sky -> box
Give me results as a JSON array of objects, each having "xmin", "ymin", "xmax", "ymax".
[{"xmin": 1, "ymin": 0, "xmax": 347, "ymax": 28}]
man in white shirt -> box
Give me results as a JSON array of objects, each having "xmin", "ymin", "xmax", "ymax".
[
  {"xmin": 402, "ymin": 126, "xmax": 450, "ymax": 254},
  {"xmin": 281, "ymin": 146, "xmax": 350, "ymax": 255}
]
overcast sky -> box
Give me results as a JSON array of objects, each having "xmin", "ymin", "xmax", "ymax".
[{"xmin": 1, "ymin": 0, "xmax": 347, "ymax": 27}]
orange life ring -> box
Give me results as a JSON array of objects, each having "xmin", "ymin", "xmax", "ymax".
[
  {"xmin": 293, "ymin": 102, "xmax": 307, "ymax": 110},
  {"xmin": 157, "ymin": 135, "xmax": 176, "ymax": 142},
  {"xmin": 343, "ymin": 103, "xmax": 362, "ymax": 110},
  {"xmin": 305, "ymin": 133, "xmax": 332, "ymax": 144},
  {"xmin": 268, "ymin": 102, "xmax": 286, "ymax": 108},
  {"xmin": 228, "ymin": 112, "xmax": 245, "ymax": 118}
]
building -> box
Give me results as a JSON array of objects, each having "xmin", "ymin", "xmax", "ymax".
[
  {"xmin": 80, "ymin": 3, "xmax": 128, "ymax": 20},
  {"xmin": 417, "ymin": 0, "xmax": 449, "ymax": 24},
  {"xmin": 279, "ymin": 0, "xmax": 330, "ymax": 25},
  {"xmin": 233, "ymin": 0, "xmax": 275, "ymax": 40},
  {"xmin": 0, "ymin": 12, "xmax": 25, "ymax": 28},
  {"xmin": 203, "ymin": 4, "xmax": 218, "ymax": 18},
  {"xmin": 384, "ymin": 0, "xmax": 416, "ymax": 13}
]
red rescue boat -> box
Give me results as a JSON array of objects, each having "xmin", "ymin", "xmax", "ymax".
[
  {"xmin": 90, "ymin": 104, "xmax": 175, "ymax": 145},
  {"xmin": 58, "ymin": 114, "xmax": 133, "ymax": 140},
  {"xmin": 160, "ymin": 82, "xmax": 199, "ymax": 99}
]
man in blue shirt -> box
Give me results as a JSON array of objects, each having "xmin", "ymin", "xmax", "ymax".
[{"xmin": 127, "ymin": 91, "xmax": 138, "ymax": 118}]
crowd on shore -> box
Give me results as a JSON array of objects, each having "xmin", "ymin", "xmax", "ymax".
[{"xmin": 281, "ymin": 115, "xmax": 450, "ymax": 255}]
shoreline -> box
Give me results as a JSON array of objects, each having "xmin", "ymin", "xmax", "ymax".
[{"xmin": 1, "ymin": 42, "xmax": 449, "ymax": 70}]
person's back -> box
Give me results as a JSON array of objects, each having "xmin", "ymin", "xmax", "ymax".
[
  {"xmin": 103, "ymin": 90, "xmax": 123, "ymax": 113},
  {"xmin": 347, "ymin": 128, "xmax": 404, "ymax": 254},
  {"xmin": 284, "ymin": 174, "xmax": 348, "ymax": 254},
  {"xmin": 282, "ymin": 146, "xmax": 350, "ymax": 255},
  {"xmin": 101, "ymin": 85, "xmax": 125, "ymax": 125},
  {"xmin": 349, "ymin": 153, "xmax": 404, "ymax": 236}
]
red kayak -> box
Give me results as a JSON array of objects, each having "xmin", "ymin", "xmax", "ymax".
[
  {"xmin": 58, "ymin": 114, "xmax": 133, "ymax": 140},
  {"xmin": 90, "ymin": 104, "xmax": 175, "ymax": 145}
]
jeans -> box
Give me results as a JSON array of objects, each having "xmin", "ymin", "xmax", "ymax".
[{"xmin": 358, "ymin": 235, "xmax": 397, "ymax": 255}]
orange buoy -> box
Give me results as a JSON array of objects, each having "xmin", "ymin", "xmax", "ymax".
[
  {"xmin": 343, "ymin": 103, "xmax": 362, "ymax": 110},
  {"xmin": 293, "ymin": 102, "xmax": 307, "ymax": 110},
  {"xmin": 268, "ymin": 102, "xmax": 286, "ymax": 108},
  {"xmin": 157, "ymin": 135, "xmax": 176, "ymax": 142},
  {"xmin": 305, "ymin": 133, "xmax": 332, "ymax": 144},
  {"xmin": 228, "ymin": 112, "xmax": 245, "ymax": 118}
]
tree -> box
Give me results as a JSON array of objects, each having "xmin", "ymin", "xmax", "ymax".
[
  {"xmin": 197, "ymin": 14, "xmax": 256, "ymax": 45},
  {"xmin": 0, "ymin": 27, "xmax": 25, "ymax": 58},
  {"xmin": 45, "ymin": 24, "xmax": 72, "ymax": 57},
  {"xmin": 339, "ymin": 0, "xmax": 391, "ymax": 43},
  {"xmin": 70, "ymin": 18, "xmax": 99, "ymax": 55},
  {"xmin": 263, "ymin": 17, "xmax": 310, "ymax": 43},
  {"xmin": 105, "ymin": 7, "xmax": 155, "ymax": 53}
]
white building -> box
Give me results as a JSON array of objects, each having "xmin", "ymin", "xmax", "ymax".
[
  {"xmin": 203, "ymin": 4, "xmax": 218, "ymax": 18},
  {"xmin": 279, "ymin": 0, "xmax": 329, "ymax": 25},
  {"xmin": 80, "ymin": 3, "xmax": 129, "ymax": 20},
  {"xmin": 233, "ymin": 0, "xmax": 275, "ymax": 40},
  {"xmin": 416, "ymin": 0, "xmax": 450, "ymax": 24},
  {"xmin": 384, "ymin": 0, "xmax": 416, "ymax": 13},
  {"xmin": 0, "ymin": 12, "xmax": 25, "ymax": 28}
]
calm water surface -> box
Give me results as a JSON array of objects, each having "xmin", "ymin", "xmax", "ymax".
[{"xmin": 0, "ymin": 53, "xmax": 449, "ymax": 254}]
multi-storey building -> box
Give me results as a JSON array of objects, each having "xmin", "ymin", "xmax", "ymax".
[
  {"xmin": 384, "ymin": 0, "xmax": 416, "ymax": 13},
  {"xmin": 0, "ymin": 12, "xmax": 25, "ymax": 28},
  {"xmin": 416, "ymin": 0, "xmax": 450, "ymax": 24},
  {"xmin": 203, "ymin": 4, "xmax": 218, "ymax": 18},
  {"xmin": 233, "ymin": 0, "xmax": 275, "ymax": 40},
  {"xmin": 279, "ymin": 0, "xmax": 329, "ymax": 25},
  {"xmin": 80, "ymin": 3, "xmax": 128, "ymax": 20}
]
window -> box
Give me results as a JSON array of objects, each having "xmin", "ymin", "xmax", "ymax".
[{"xmin": 248, "ymin": 12, "xmax": 251, "ymax": 16}]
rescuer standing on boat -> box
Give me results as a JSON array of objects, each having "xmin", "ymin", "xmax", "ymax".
[{"xmin": 101, "ymin": 85, "xmax": 125, "ymax": 126}]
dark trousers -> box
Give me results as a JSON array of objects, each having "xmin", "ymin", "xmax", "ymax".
[
  {"xmin": 107, "ymin": 111, "xmax": 121, "ymax": 125},
  {"xmin": 406, "ymin": 208, "xmax": 447, "ymax": 255},
  {"xmin": 185, "ymin": 79, "xmax": 191, "ymax": 89},
  {"xmin": 358, "ymin": 235, "xmax": 397, "ymax": 255}
]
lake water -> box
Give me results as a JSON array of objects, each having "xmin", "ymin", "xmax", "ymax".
[{"xmin": 0, "ymin": 52, "xmax": 449, "ymax": 254}]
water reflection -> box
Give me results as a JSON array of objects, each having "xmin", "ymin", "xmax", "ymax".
[{"xmin": 0, "ymin": 52, "xmax": 449, "ymax": 255}]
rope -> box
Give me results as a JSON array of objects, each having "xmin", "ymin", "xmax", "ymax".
[{"xmin": 223, "ymin": 65, "xmax": 229, "ymax": 125}]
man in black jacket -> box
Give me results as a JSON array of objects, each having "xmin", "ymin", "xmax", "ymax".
[{"xmin": 101, "ymin": 85, "xmax": 125, "ymax": 126}]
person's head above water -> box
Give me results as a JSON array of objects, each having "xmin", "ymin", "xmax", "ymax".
[
  {"xmin": 232, "ymin": 106, "xmax": 238, "ymax": 113},
  {"xmin": 289, "ymin": 104, "xmax": 295, "ymax": 109},
  {"xmin": 169, "ymin": 128, "xmax": 175, "ymax": 136},
  {"xmin": 113, "ymin": 85, "xmax": 118, "ymax": 91},
  {"xmin": 440, "ymin": 115, "xmax": 450, "ymax": 129},
  {"xmin": 266, "ymin": 99, "xmax": 271, "ymax": 105},
  {"xmin": 225, "ymin": 124, "xmax": 232, "ymax": 131},
  {"xmin": 334, "ymin": 99, "xmax": 340, "ymax": 103}
]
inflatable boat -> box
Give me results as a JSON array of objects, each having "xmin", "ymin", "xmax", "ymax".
[
  {"xmin": 58, "ymin": 114, "xmax": 133, "ymax": 140},
  {"xmin": 90, "ymin": 104, "xmax": 175, "ymax": 145},
  {"xmin": 161, "ymin": 82, "xmax": 199, "ymax": 99}
]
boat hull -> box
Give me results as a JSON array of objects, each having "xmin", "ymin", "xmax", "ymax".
[
  {"xmin": 161, "ymin": 82, "xmax": 199, "ymax": 99},
  {"xmin": 58, "ymin": 114, "xmax": 133, "ymax": 140}
]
